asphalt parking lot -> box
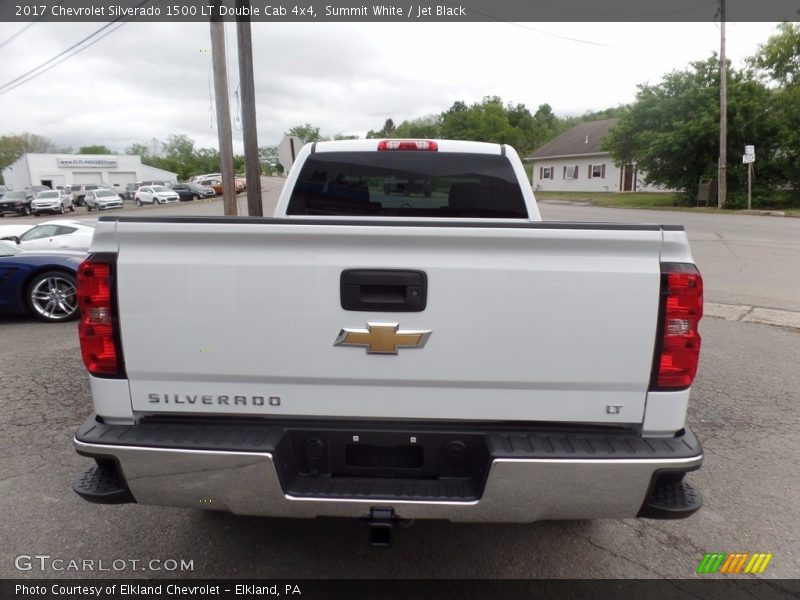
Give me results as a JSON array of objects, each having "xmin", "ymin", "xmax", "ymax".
[{"xmin": 1, "ymin": 194, "xmax": 798, "ymax": 579}]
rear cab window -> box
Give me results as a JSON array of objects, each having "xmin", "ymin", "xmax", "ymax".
[{"xmin": 286, "ymin": 152, "xmax": 527, "ymax": 218}]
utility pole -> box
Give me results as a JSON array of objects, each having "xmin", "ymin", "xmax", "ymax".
[
  {"xmin": 236, "ymin": 0, "xmax": 263, "ymax": 216},
  {"xmin": 210, "ymin": 14, "xmax": 237, "ymax": 216},
  {"xmin": 718, "ymin": 0, "xmax": 727, "ymax": 209}
]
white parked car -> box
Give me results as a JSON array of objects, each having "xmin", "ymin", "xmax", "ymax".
[
  {"xmin": 134, "ymin": 185, "xmax": 180, "ymax": 206},
  {"xmin": 85, "ymin": 189, "xmax": 124, "ymax": 211},
  {"xmin": 31, "ymin": 190, "xmax": 75, "ymax": 215},
  {"xmin": 0, "ymin": 219, "xmax": 95, "ymax": 251}
]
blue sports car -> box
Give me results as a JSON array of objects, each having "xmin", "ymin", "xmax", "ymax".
[{"xmin": 0, "ymin": 242, "xmax": 85, "ymax": 322}]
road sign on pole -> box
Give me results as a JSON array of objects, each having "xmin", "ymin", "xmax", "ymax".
[
  {"xmin": 743, "ymin": 145, "xmax": 755, "ymax": 210},
  {"xmin": 278, "ymin": 135, "xmax": 304, "ymax": 173}
]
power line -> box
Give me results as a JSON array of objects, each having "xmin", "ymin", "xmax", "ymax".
[
  {"xmin": 0, "ymin": 21, "xmax": 40, "ymax": 51},
  {"xmin": 0, "ymin": 2, "xmax": 64, "ymax": 51},
  {"xmin": 0, "ymin": 22, "xmax": 125, "ymax": 95},
  {"xmin": 469, "ymin": 0, "xmax": 718, "ymax": 46},
  {"xmin": 495, "ymin": 20, "xmax": 613, "ymax": 47},
  {"xmin": 0, "ymin": 0, "xmax": 153, "ymax": 96},
  {"xmin": 515, "ymin": 0, "xmax": 719, "ymax": 18},
  {"xmin": 462, "ymin": 9, "xmax": 613, "ymax": 47}
]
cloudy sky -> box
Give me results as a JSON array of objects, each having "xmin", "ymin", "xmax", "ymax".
[{"xmin": 0, "ymin": 20, "xmax": 782, "ymax": 154}]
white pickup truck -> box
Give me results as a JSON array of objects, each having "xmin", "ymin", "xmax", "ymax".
[{"xmin": 73, "ymin": 139, "xmax": 704, "ymax": 544}]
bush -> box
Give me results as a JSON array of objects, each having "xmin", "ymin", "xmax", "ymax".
[{"xmin": 726, "ymin": 189, "xmax": 800, "ymax": 210}]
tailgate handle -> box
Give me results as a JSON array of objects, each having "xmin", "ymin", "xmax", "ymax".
[{"xmin": 341, "ymin": 269, "xmax": 427, "ymax": 312}]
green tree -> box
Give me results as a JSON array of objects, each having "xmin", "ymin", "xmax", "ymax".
[
  {"xmin": 192, "ymin": 147, "xmax": 221, "ymax": 175},
  {"xmin": 750, "ymin": 22, "xmax": 800, "ymax": 87},
  {"xmin": 603, "ymin": 55, "xmax": 780, "ymax": 200},
  {"xmin": 749, "ymin": 23, "xmax": 800, "ymax": 190},
  {"xmin": 366, "ymin": 118, "xmax": 401, "ymax": 139},
  {"xmin": 161, "ymin": 133, "xmax": 195, "ymax": 160},
  {"xmin": 438, "ymin": 100, "xmax": 472, "ymax": 141},
  {"xmin": 127, "ymin": 135, "xmax": 216, "ymax": 180},
  {"xmin": 125, "ymin": 143, "xmax": 150, "ymax": 158},
  {"xmin": 529, "ymin": 104, "xmax": 561, "ymax": 150},
  {"xmin": 393, "ymin": 114, "xmax": 443, "ymax": 139},
  {"xmin": 78, "ymin": 145, "xmax": 113, "ymax": 154},
  {"xmin": 440, "ymin": 97, "xmax": 527, "ymax": 150},
  {"xmin": 286, "ymin": 124, "xmax": 326, "ymax": 143},
  {"xmin": 0, "ymin": 132, "xmax": 56, "ymax": 171}
]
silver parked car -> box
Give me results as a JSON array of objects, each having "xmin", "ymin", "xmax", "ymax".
[
  {"xmin": 31, "ymin": 190, "xmax": 75, "ymax": 215},
  {"xmin": 85, "ymin": 189, "xmax": 124, "ymax": 211}
]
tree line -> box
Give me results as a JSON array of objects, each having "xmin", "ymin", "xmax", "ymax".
[{"xmin": 286, "ymin": 101, "xmax": 620, "ymax": 158}]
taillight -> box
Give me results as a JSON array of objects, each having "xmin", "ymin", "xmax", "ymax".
[
  {"xmin": 377, "ymin": 140, "xmax": 438, "ymax": 151},
  {"xmin": 77, "ymin": 257, "xmax": 123, "ymax": 377},
  {"xmin": 651, "ymin": 263, "xmax": 703, "ymax": 390}
]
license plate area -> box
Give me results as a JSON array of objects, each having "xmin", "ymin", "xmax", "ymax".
[
  {"xmin": 345, "ymin": 443, "xmax": 424, "ymax": 470},
  {"xmin": 275, "ymin": 427, "xmax": 490, "ymax": 501}
]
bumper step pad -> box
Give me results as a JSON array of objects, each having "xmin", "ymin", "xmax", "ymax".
[
  {"xmin": 638, "ymin": 478, "xmax": 702, "ymax": 519},
  {"xmin": 73, "ymin": 463, "xmax": 135, "ymax": 505}
]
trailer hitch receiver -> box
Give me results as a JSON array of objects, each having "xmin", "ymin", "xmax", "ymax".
[{"xmin": 367, "ymin": 507, "xmax": 396, "ymax": 547}]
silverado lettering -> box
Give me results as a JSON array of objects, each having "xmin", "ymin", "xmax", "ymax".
[{"xmin": 147, "ymin": 393, "xmax": 280, "ymax": 406}]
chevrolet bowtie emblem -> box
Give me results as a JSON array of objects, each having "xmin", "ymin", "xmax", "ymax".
[{"xmin": 334, "ymin": 322, "xmax": 432, "ymax": 354}]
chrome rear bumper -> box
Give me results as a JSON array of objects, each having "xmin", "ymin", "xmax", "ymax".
[{"xmin": 74, "ymin": 417, "xmax": 702, "ymax": 522}]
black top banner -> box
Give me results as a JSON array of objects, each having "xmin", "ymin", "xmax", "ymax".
[{"xmin": 1, "ymin": 0, "xmax": 798, "ymax": 22}]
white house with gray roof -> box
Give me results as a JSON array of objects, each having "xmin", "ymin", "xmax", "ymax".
[{"xmin": 527, "ymin": 118, "xmax": 668, "ymax": 193}]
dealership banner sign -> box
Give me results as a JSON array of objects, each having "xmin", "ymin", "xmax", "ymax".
[{"xmin": 57, "ymin": 157, "xmax": 118, "ymax": 169}]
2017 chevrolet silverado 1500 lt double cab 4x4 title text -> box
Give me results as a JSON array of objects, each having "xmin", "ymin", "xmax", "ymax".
[{"xmin": 72, "ymin": 139, "xmax": 704, "ymax": 544}]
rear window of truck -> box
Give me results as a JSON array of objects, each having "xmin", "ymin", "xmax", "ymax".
[{"xmin": 286, "ymin": 152, "xmax": 528, "ymax": 218}]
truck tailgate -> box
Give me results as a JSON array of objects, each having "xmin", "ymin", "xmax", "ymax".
[{"xmin": 110, "ymin": 219, "xmax": 665, "ymax": 425}]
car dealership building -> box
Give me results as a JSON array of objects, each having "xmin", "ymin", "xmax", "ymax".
[{"xmin": 1, "ymin": 154, "xmax": 177, "ymax": 191}]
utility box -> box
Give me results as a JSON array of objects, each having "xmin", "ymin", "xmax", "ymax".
[{"xmin": 697, "ymin": 178, "xmax": 718, "ymax": 207}]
